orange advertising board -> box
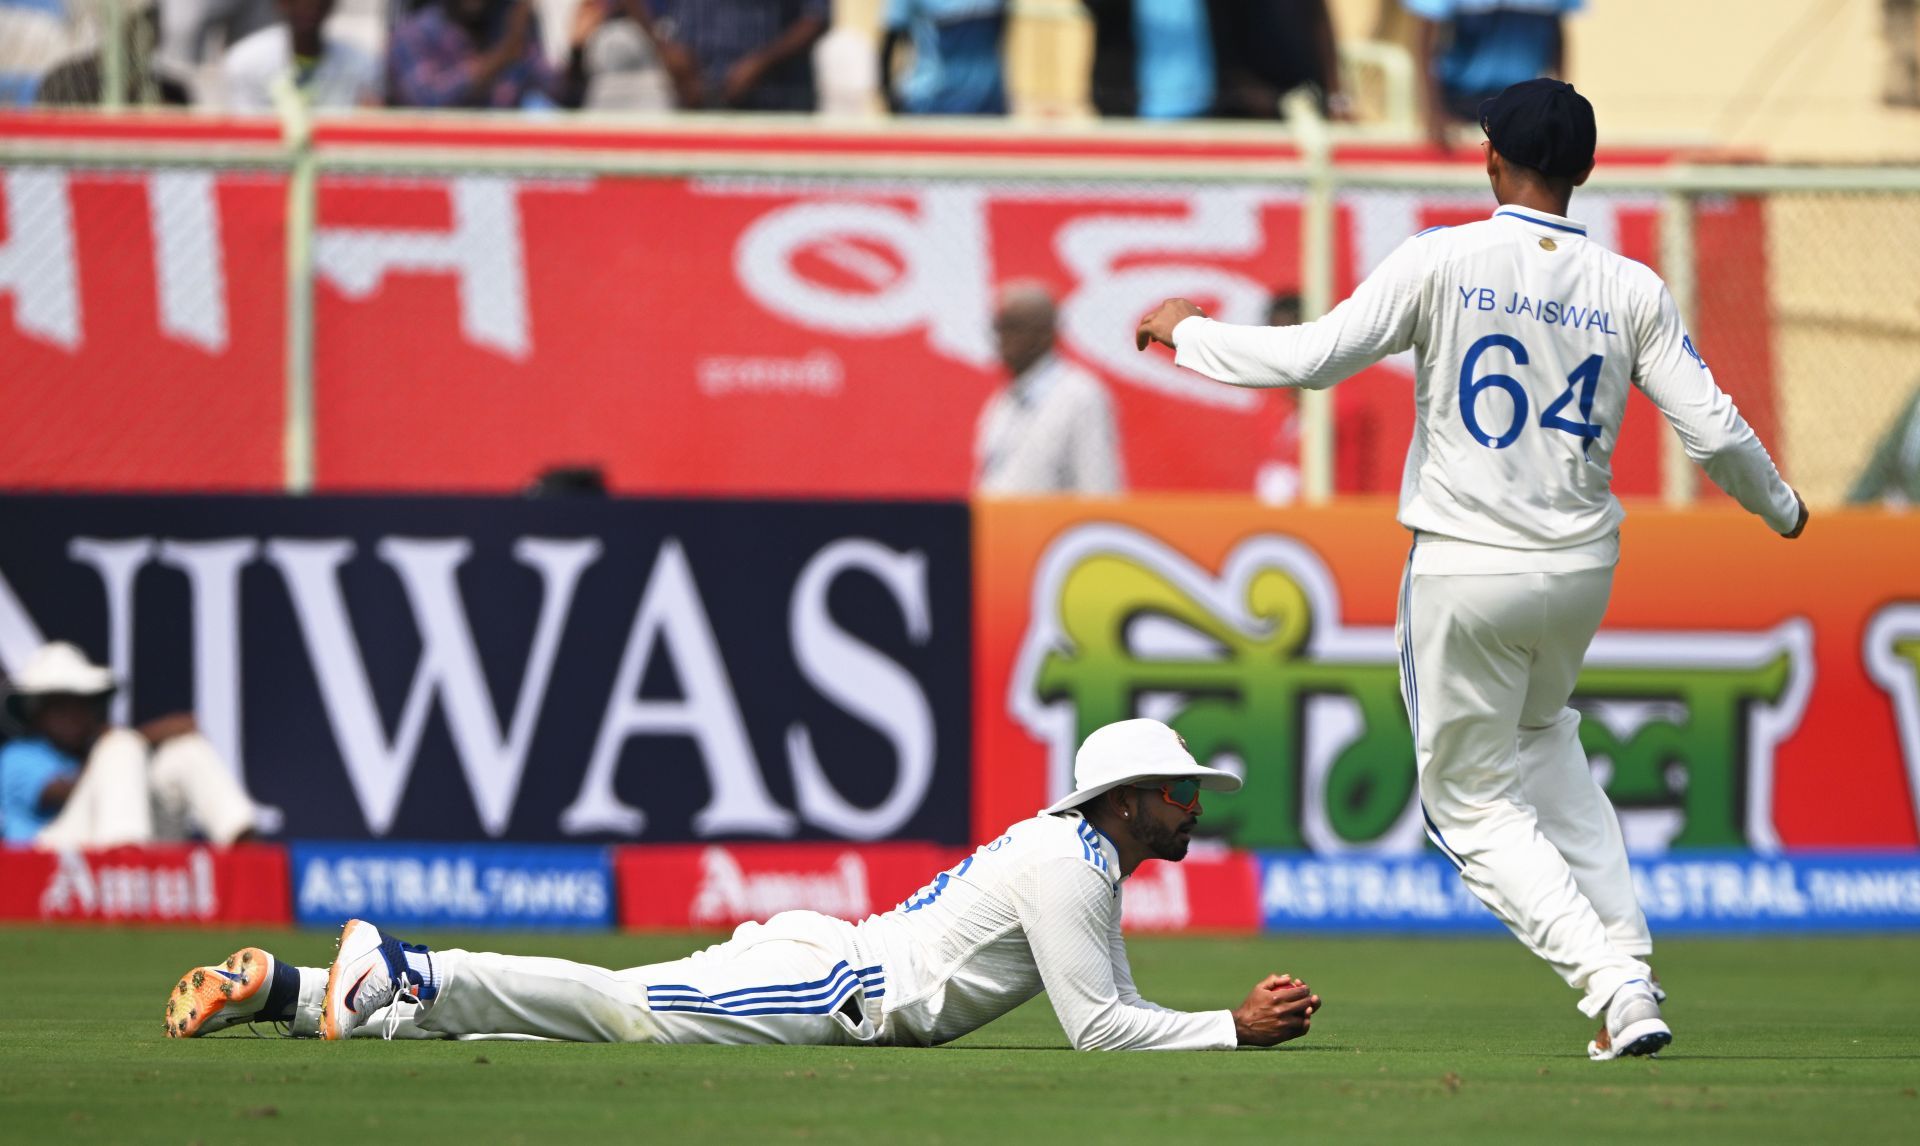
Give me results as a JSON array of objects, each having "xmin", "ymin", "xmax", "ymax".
[{"xmin": 974, "ymin": 499, "xmax": 1920, "ymax": 853}]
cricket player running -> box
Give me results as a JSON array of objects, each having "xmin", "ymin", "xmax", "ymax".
[
  {"xmin": 1137, "ymin": 79, "xmax": 1807, "ymax": 1060},
  {"xmin": 163, "ymin": 719, "xmax": 1322, "ymax": 1051}
]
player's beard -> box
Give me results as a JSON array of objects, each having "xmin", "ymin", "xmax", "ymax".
[{"xmin": 1130, "ymin": 812, "xmax": 1197, "ymax": 862}]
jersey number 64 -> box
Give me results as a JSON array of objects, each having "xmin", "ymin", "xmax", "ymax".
[{"xmin": 1459, "ymin": 333, "xmax": 1604, "ymax": 454}]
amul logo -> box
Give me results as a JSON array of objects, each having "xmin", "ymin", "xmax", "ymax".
[{"xmin": 1012, "ymin": 525, "xmax": 1813, "ymax": 854}]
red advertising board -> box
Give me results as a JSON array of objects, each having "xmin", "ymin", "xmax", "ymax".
[
  {"xmin": 616, "ymin": 843, "xmax": 963, "ymax": 930},
  {"xmin": 1119, "ymin": 850, "xmax": 1262, "ymax": 933},
  {"xmin": 615, "ymin": 842, "xmax": 1262, "ymax": 933},
  {"xmin": 0, "ymin": 115, "xmax": 1769, "ymax": 499},
  {"xmin": 0, "ymin": 844, "xmax": 292, "ymax": 925}
]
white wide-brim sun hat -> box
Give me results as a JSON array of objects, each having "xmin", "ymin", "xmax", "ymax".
[
  {"xmin": 1040, "ymin": 718, "xmax": 1242, "ymax": 815},
  {"xmin": 2, "ymin": 641, "xmax": 116, "ymax": 726},
  {"xmin": 4, "ymin": 641, "xmax": 115, "ymax": 697}
]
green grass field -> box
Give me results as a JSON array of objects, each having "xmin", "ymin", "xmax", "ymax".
[{"xmin": 2, "ymin": 927, "xmax": 1915, "ymax": 1144}]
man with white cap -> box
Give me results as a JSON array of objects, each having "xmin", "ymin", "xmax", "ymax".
[
  {"xmin": 0, "ymin": 641, "xmax": 257, "ymax": 848},
  {"xmin": 164, "ymin": 718, "xmax": 1322, "ymax": 1049}
]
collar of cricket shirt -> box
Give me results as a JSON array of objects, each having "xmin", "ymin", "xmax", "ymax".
[
  {"xmin": 1492, "ymin": 204, "xmax": 1588, "ymax": 235},
  {"xmin": 1069, "ymin": 811, "xmax": 1123, "ymax": 887}
]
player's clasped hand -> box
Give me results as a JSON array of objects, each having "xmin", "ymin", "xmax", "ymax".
[
  {"xmin": 1231, "ymin": 973, "xmax": 1322, "ymax": 1047},
  {"xmin": 1135, "ymin": 298, "xmax": 1207, "ymax": 352}
]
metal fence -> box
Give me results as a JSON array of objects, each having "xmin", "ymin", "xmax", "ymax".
[{"xmin": 3, "ymin": 123, "xmax": 1917, "ymax": 506}]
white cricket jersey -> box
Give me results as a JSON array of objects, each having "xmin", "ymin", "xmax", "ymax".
[
  {"xmin": 1172, "ymin": 204, "xmax": 1801, "ymax": 564},
  {"xmin": 851, "ymin": 811, "xmax": 1236, "ymax": 1050}
]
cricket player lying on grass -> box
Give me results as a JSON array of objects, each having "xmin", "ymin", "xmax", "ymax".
[{"xmin": 163, "ymin": 719, "xmax": 1322, "ymax": 1051}]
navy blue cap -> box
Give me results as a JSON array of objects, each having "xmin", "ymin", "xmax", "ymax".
[{"xmin": 1479, "ymin": 79, "xmax": 1596, "ymax": 179}]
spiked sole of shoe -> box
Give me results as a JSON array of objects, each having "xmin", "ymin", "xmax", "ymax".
[{"xmin": 163, "ymin": 946, "xmax": 271, "ymax": 1038}]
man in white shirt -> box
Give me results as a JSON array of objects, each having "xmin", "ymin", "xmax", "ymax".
[
  {"xmin": 975, "ymin": 282, "xmax": 1125, "ymax": 496},
  {"xmin": 1137, "ymin": 79, "xmax": 1808, "ymax": 1061},
  {"xmin": 222, "ymin": 0, "xmax": 380, "ymax": 112},
  {"xmin": 163, "ymin": 719, "xmax": 1322, "ymax": 1051}
]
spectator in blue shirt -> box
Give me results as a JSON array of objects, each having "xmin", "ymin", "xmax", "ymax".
[
  {"xmin": 880, "ymin": 0, "xmax": 1006, "ymax": 115},
  {"xmin": 1, "ymin": 642, "xmax": 106, "ymax": 843},
  {"xmin": 1, "ymin": 642, "xmax": 258, "ymax": 848},
  {"xmin": 1404, "ymin": 0, "xmax": 1584, "ymax": 149},
  {"xmin": 1084, "ymin": 0, "xmax": 1214, "ymax": 120},
  {"xmin": 0, "ymin": 732, "xmax": 80, "ymax": 843}
]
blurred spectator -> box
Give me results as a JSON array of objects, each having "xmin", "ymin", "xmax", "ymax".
[
  {"xmin": 1847, "ymin": 389, "xmax": 1920, "ymax": 506},
  {"xmin": 0, "ymin": 0, "xmax": 76, "ymax": 106},
  {"xmin": 526, "ymin": 463, "xmax": 609, "ymax": 496},
  {"xmin": 653, "ymin": 0, "xmax": 828, "ymax": 111},
  {"xmin": 1084, "ymin": 0, "xmax": 1214, "ymax": 119},
  {"xmin": 223, "ymin": 0, "xmax": 382, "ymax": 110},
  {"xmin": 160, "ymin": 0, "xmax": 278, "ymax": 69},
  {"xmin": 814, "ymin": 18, "xmax": 879, "ymax": 115},
  {"xmin": 1206, "ymin": 0, "xmax": 1350, "ymax": 120},
  {"xmin": 581, "ymin": 5, "xmax": 676, "ymax": 109},
  {"xmin": 975, "ymin": 282, "xmax": 1124, "ymax": 495},
  {"xmin": 37, "ymin": 4, "xmax": 193, "ymax": 105},
  {"xmin": 1889, "ymin": 0, "xmax": 1920, "ymax": 107},
  {"xmin": 1405, "ymin": 0, "xmax": 1583, "ymax": 149},
  {"xmin": 880, "ymin": 0, "xmax": 1006, "ymax": 116},
  {"xmin": 390, "ymin": 0, "xmax": 572, "ymax": 109},
  {"xmin": 1253, "ymin": 293, "xmax": 1412, "ymax": 503},
  {"xmin": 0, "ymin": 642, "xmax": 258, "ymax": 848}
]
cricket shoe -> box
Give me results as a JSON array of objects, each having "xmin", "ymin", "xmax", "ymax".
[
  {"xmin": 322, "ymin": 919, "xmax": 432, "ymax": 1041},
  {"xmin": 163, "ymin": 947, "xmax": 281, "ymax": 1038},
  {"xmin": 1588, "ymin": 980, "xmax": 1672, "ymax": 1061}
]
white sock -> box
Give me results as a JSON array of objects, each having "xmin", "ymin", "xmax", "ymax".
[
  {"xmin": 291, "ymin": 967, "xmax": 327, "ymax": 1038},
  {"xmin": 400, "ymin": 947, "xmax": 441, "ymax": 1003}
]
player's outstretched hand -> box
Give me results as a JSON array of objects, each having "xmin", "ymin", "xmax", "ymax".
[
  {"xmin": 1785, "ymin": 491, "xmax": 1809, "ymax": 539},
  {"xmin": 1231, "ymin": 973, "xmax": 1322, "ymax": 1047},
  {"xmin": 1135, "ymin": 298, "xmax": 1206, "ymax": 351}
]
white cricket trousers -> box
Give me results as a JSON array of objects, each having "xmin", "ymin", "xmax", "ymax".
[
  {"xmin": 35, "ymin": 730, "xmax": 257, "ymax": 849},
  {"xmin": 415, "ymin": 911, "xmax": 888, "ymax": 1045},
  {"xmin": 1399, "ymin": 561, "xmax": 1653, "ymax": 1017}
]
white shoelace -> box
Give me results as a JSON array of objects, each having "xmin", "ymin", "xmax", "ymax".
[{"xmin": 380, "ymin": 982, "xmax": 420, "ymax": 1041}]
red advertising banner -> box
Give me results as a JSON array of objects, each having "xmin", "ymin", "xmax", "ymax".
[
  {"xmin": 0, "ymin": 116, "xmax": 1769, "ymax": 499},
  {"xmin": 615, "ymin": 843, "xmax": 963, "ymax": 930},
  {"xmin": 0, "ymin": 844, "xmax": 292, "ymax": 925},
  {"xmin": 615, "ymin": 842, "xmax": 1262, "ymax": 933},
  {"xmin": 973, "ymin": 500, "xmax": 1920, "ymax": 854},
  {"xmin": 1119, "ymin": 850, "xmax": 1262, "ymax": 933}
]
